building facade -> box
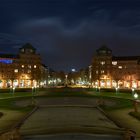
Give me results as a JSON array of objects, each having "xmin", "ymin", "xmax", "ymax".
[
  {"xmin": 91, "ymin": 45, "xmax": 140, "ymax": 89},
  {"xmin": 0, "ymin": 43, "xmax": 47, "ymax": 88}
]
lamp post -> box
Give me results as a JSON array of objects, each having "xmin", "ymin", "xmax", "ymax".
[
  {"xmin": 65, "ymin": 74, "xmax": 68, "ymax": 87},
  {"xmin": 133, "ymin": 93, "xmax": 139, "ymax": 113},
  {"xmin": 115, "ymin": 87, "xmax": 118, "ymax": 94},
  {"xmin": 98, "ymin": 86, "xmax": 101, "ymax": 94},
  {"xmin": 32, "ymin": 86, "xmax": 34, "ymax": 96},
  {"xmin": 32, "ymin": 86, "xmax": 34, "ymax": 104},
  {"xmin": 131, "ymin": 88, "xmax": 135, "ymax": 96},
  {"xmin": 10, "ymin": 86, "xmax": 12, "ymax": 94},
  {"xmin": 35, "ymin": 86, "xmax": 37, "ymax": 94},
  {"xmin": 96, "ymin": 86, "xmax": 98, "ymax": 92},
  {"xmin": 13, "ymin": 87, "xmax": 15, "ymax": 95}
]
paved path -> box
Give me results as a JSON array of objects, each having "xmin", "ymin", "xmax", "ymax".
[{"xmin": 19, "ymin": 97, "xmax": 124, "ymax": 139}]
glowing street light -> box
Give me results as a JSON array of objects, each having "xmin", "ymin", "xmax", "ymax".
[
  {"xmin": 10, "ymin": 86, "xmax": 12, "ymax": 94},
  {"xmin": 131, "ymin": 88, "xmax": 135, "ymax": 96},
  {"xmin": 98, "ymin": 86, "xmax": 101, "ymax": 93},
  {"xmin": 115, "ymin": 87, "xmax": 118, "ymax": 94},
  {"xmin": 31, "ymin": 86, "xmax": 34, "ymax": 105},
  {"xmin": 32, "ymin": 86, "xmax": 34, "ymax": 95},
  {"xmin": 133, "ymin": 93, "xmax": 139, "ymax": 113},
  {"xmin": 96, "ymin": 85, "xmax": 98, "ymax": 92},
  {"xmin": 134, "ymin": 93, "xmax": 138, "ymax": 99},
  {"xmin": 13, "ymin": 87, "xmax": 15, "ymax": 95}
]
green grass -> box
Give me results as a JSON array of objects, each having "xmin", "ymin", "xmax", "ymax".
[
  {"xmin": 0, "ymin": 87, "xmax": 136, "ymax": 112},
  {"xmin": 0, "ymin": 97, "xmax": 34, "ymax": 112}
]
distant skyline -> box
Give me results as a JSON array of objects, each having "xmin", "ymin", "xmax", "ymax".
[{"xmin": 1, "ymin": 0, "xmax": 140, "ymax": 71}]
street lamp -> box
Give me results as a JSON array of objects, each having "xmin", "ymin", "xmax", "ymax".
[
  {"xmin": 134, "ymin": 93, "xmax": 138, "ymax": 99},
  {"xmin": 133, "ymin": 93, "xmax": 139, "ymax": 113},
  {"xmin": 131, "ymin": 88, "xmax": 135, "ymax": 96},
  {"xmin": 115, "ymin": 87, "xmax": 118, "ymax": 94},
  {"xmin": 98, "ymin": 86, "xmax": 101, "ymax": 93},
  {"xmin": 32, "ymin": 86, "xmax": 34, "ymax": 96},
  {"xmin": 31, "ymin": 86, "xmax": 34, "ymax": 104},
  {"xmin": 13, "ymin": 87, "xmax": 15, "ymax": 95},
  {"xmin": 10, "ymin": 86, "xmax": 12, "ymax": 94},
  {"xmin": 96, "ymin": 85, "xmax": 98, "ymax": 92},
  {"xmin": 34, "ymin": 86, "xmax": 37, "ymax": 94}
]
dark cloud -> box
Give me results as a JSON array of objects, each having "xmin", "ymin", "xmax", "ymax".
[
  {"xmin": 0, "ymin": 0, "xmax": 140, "ymax": 71},
  {"xmin": 12, "ymin": 13, "xmax": 140, "ymax": 71}
]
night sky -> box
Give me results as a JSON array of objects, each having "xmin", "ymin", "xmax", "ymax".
[{"xmin": 0, "ymin": 0, "xmax": 140, "ymax": 72}]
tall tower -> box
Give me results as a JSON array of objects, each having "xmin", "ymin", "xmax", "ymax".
[{"xmin": 92, "ymin": 45, "xmax": 112, "ymax": 87}]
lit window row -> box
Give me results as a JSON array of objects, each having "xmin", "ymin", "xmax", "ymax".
[
  {"xmin": 100, "ymin": 61, "xmax": 105, "ymax": 65},
  {"xmin": 14, "ymin": 69, "xmax": 33, "ymax": 73},
  {"xmin": 112, "ymin": 61, "xmax": 117, "ymax": 65},
  {"xmin": 118, "ymin": 66, "xmax": 122, "ymax": 69},
  {"xmin": 96, "ymin": 70, "xmax": 104, "ymax": 74},
  {"xmin": 21, "ymin": 65, "xmax": 37, "ymax": 68}
]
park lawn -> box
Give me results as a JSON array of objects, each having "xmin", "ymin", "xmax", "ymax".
[
  {"xmin": 0, "ymin": 97, "xmax": 34, "ymax": 132},
  {"xmin": 0, "ymin": 109, "xmax": 26, "ymax": 132},
  {"xmin": 0, "ymin": 97, "xmax": 34, "ymax": 112},
  {"xmin": 89, "ymin": 91, "xmax": 139, "ymax": 100},
  {"xmin": 0, "ymin": 100, "xmax": 34, "ymax": 132},
  {"xmin": 0, "ymin": 92, "xmax": 33, "ymax": 99}
]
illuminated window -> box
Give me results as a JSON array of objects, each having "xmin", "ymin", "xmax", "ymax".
[
  {"xmin": 101, "ymin": 70, "xmax": 104, "ymax": 74},
  {"xmin": 34, "ymin": 65, "xmax": 37, "ymax": 68},
  {"xmin": 100, "ymin": 61, "xmax": 105, "ymax": 65},
  {"xmin": 21, "ymin": 65, "xmax": 24, "ymax": 68},
  {"xmin": 112, "ymin": 61, "xmax": 117, "ymax": 65},
  {"xmin": 28, "ymin": 65, "xmax": 31, "ymax": 69},
  {"xmin": 118, "ymin": 66, "xmax": 122, "ymax": 69},
  {"xmin": 96, "ymin": 70, "xmax": 98, "ymax": 74},
  {"xmin": 14, "ymin": 69, "xmax": 18, "ymax": 73},
  {"xmin": 27, "ymin": 70, "xmax": 31, "ymax": 73}
]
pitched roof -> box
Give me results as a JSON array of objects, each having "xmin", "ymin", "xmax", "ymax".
[
  {"xmin": 20, "ymin": 43, "xmax": 36, "ymax": 50},
  {"xmin": 96, "ymin": 45, "xmax": 112, "ymax": 53}
]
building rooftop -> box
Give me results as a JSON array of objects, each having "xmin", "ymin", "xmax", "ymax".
[
  {"xmin": 20, "ymin": 43, "xmax": 36, "ymax": 51},
  {"xmin": 112, "ymin": 56, "xmax": 140, "ymax": 61},
  {"xmin": 96, "ymin": 45, "xmax": 112, "ymax": 55},
  {"xmin": 0, "ymin": 53, "xmax": 17, "ymax": 59}
]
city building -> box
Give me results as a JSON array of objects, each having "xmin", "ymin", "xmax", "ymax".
[
  {"xmin": 91, "ymin": 45, "xmax": 140, "ymax": 89},
  {"xmin": 0, "ymin": 43, "xmax": 47, "ymax": 88}
]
